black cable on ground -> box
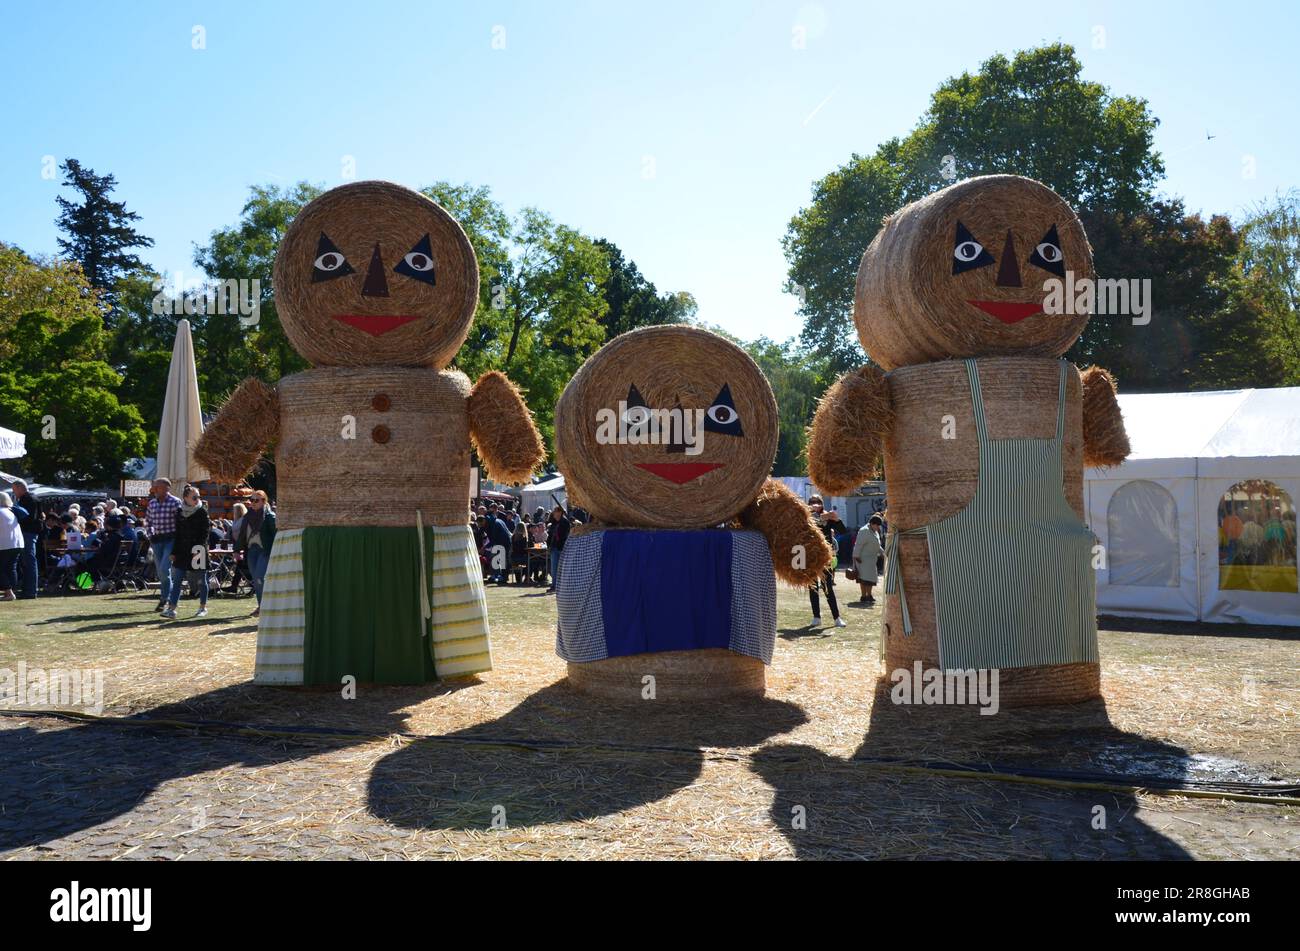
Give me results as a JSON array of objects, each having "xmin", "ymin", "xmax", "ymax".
[{"xmin": 2, "ymin": 707, "xmax": 1297, "ymax": 806}]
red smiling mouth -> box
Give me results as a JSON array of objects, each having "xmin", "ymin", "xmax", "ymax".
[
  {"xmin": 966, "ymin": 300, "xmax": 1043, "ymax": 324},
  {"xmin": 333, "ymin": 314, "xmax": 422, "ymax": 336},
  {"xmin": 635, "ymin": 462, "xmax": 723, "ymax": 484}
]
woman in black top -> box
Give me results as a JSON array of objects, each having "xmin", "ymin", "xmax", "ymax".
[{"xmin": 165, "ymin": 485, "xmax": 210, "ymax": 619}]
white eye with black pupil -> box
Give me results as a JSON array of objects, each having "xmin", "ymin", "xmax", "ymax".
[
  {"xmin": 707, "ymin": 405, "xmax": 736, "ymax": 425},
  {"xmin": 1036, "ymin": 243, "xmax": 1062, "ymax": 263},
  {"xmin": 623, "ymin": 406, "xmax": 650, "ymax": 426},
  {"xmin": 954, "ymin": 241, "xmax": 984, "ymax": 263},
  {"xmin": 403, "ymin": 252, "xmax": 433, "ymax": 272},
  {"xmin": 315, "ymin": 252, "xmax": 345, "ymax": 271}
]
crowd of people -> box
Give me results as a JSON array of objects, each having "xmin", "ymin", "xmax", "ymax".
[
  {"xmin": 805, "ymin": 494, "xmax": 887, "ymax": 630},
  {"xmin": 0, "ymin": 477, "xmax": 277, "ymax": 621},
  {"xmin": 470, "ymin": 499, "xmax": 584, "ymax": 593},
  {"xmin": 2, "ymin": 477, "xmax": 893, "ymax": 631}
]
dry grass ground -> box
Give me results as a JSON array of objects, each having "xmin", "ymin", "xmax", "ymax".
[{"xmin": 0, "ymin": 581, "xmax": 1296, "ymax": 860}]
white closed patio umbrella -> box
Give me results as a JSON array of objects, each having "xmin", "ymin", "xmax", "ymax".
[{"xmin": 155, "ymin": 318, "xmax": 209, "ymax": 484}]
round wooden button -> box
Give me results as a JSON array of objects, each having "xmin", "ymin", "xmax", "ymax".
[
  {"xmin": 371, "ymin": 424, "xmax": 391, "ymax": 444},
  {"xmin": 371, "ymin": 393, "xmax": 391, "ymax": 412}
]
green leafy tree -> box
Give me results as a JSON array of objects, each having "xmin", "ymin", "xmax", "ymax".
[
  {"xmin": 0, "ymin": 311, "xmax": 147, "ymax": 485},
  {"xmin": 784, "ymin": 43, "xmax": 1164, "ymax": 370},
  {"xmin": 0, "ymin": 242, "xmax": 106, "ymax": 359},
  {"xmin": 193, "ymin": 182, "xmax": 323, "ymax": 401},
  {"xmin": 1073, "ymin": 202, "xmax": 1283, "ymax": 391},
  {"xmin": 1239, "ymin": 191, "xmax": 1300, "ymax": 382},
  {"xmin": 744, "ymin": 337, "xmax": 832, "ymax": 475},
  {"xmin": 594, "ymin": 239, "xmax": 696, "ymax": 337},
  {"xmin": 54, "ymin": 158, "xmax": 154, "ymax": 317}
]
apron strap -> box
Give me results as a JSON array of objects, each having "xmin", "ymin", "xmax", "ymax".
[
  {"xmin": 963, "ymin": 359, "xmax": 989, "ymax": 444},
  {"xmin": 884, "ymin": 526, "xmax": 928, "ymax": 636},
  {"xmin": 1055, "ymin": 360, "xmax": 1069, "ymax": 441}
]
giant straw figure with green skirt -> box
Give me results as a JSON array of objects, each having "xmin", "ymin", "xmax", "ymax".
[
  {"xmin": 808, "ymin": 175, "xmax": 1131, "ymax": 706},
  {"xmin": 195, "ymin": 181, "xmax": 544, "ymax": 686}
]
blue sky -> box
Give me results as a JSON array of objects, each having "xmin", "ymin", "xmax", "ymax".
[{"xmin": 2, "ymin": 0, "xmax": 1296, "ymax": 342}]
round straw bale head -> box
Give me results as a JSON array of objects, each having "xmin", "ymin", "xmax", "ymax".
[
  {"xmin": 555, "ymin": 326, "xmax": 778, "ymax": 528},
  {"xmin": 856, "ymin": 175, "xmax": 1093, "ymax": 370},
  {"xmin": 274, "ymin": 180, "xmax": 479, "ymax": 369},
  {"xmin": 567, "ymin": 649, "xmax": 765, "ymax": 700}
]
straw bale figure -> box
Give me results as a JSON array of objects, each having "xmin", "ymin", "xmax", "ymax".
[
  {"xmin": 553, "ymin": 325, "xmax": 831, "ymax": 700},
  {"xmin": 808, "ymin": 175, "xmax": 1130, "ymax": 706},
  {"xmin": 194, "ymin": 181, "xmax": 543, "ymax": 686}
]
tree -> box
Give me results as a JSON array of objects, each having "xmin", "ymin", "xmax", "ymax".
[
  {"xmin": 54, "ymin": 159, "xmax": 154, "ymax": 316},
  {"xmin": 744, "ymin": 337, "xmax": 832, "ymax": 475},
  {"xmin": 594, "ymin": 239, "xmax": 696, "ymax": 337},
  {"xmin": 1239, "ymin": 191, "xmax": 1300, "ymax": 382},
  {"xmin": 784, "ymin": 43, "xmax": 1164, "ymax": 371},
  {"xmin": 1072, "ymin": 201, "xmax": 1285, "ymax": 392},
  {"xmin": 192, "ymin": 182, "xmax": 323, "ymax": 400},
  {"xmin": 0, "ymin": 311, "xmax": 147, "ymax": 485},
  {"xmin": 0, "ymin": 242, "xmax": 107, "ymax": 362}
]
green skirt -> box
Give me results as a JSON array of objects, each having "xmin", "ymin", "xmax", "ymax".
[{"xmin": 253, "ymin": 525, "xmax": 493, "ymax": 686}]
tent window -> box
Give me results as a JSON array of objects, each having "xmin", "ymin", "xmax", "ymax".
[
  {"xmin": 1218, "ymin": 480, "xmax": 1298, "ymax": 592},
  {"xmin": 1106, "ymin": 480, "xmax": 1180, "ymax": 587}
]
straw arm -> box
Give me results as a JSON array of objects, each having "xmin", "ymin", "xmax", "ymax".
[
  {"xmin": 1079, "ymin": 365, "xmax": 1131, "ymax": 468},
  {"xmin": 467, "ymin": 370, "xmax": 545, "ymax": 485},
  {"xmin": 192, "ymin": 377, "xmax": 280, "ymax": 483},
  {"xmin": 740, "ymin": 478, "xmax": 833, "ymax": 587},
  {"xmin": 806, "ymin": 363, "xmax": 893, "ymax": 495}
]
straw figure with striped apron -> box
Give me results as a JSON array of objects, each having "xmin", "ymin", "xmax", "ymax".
[
  {"xmin": 195, "ymin": 181, "xmax": 544, "ymax": 686},
  {"xmin": 808, "ymin": 175, "xmax": 1132, "ymax": 706}
]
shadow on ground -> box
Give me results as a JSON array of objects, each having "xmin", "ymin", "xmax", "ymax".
[
  {"xmin": 750, "ymin": 677, "xmax": 1196, "ymax": 859},
  {"xmin": 367, "ymin": 681, "xmax": 807, "ymax": 831},
  {"xmin": 0, "ymin": 679, "xmax": 472, "ymax": 853}
]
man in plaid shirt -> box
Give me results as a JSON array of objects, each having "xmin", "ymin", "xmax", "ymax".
[{"xmin": 145, "ymin": 478, "xmax": 182, "ymax": 611}]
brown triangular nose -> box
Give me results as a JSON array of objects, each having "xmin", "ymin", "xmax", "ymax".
[
  {"xmin": 995, "ymin": 230, "xmax": 1021, "ymax": 287},
  {"xmin": 362, "ymin": 243, "xmax": 389, "ymax": 297}
]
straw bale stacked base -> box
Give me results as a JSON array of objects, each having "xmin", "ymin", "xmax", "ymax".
[{"xmin": 567, "ymin": 649, "xmax": 765, "ymax": 701}]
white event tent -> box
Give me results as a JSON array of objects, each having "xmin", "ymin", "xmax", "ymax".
[{"xmin": 1084, "ymin": 386, "xmax": 1300, "ymax": 627}]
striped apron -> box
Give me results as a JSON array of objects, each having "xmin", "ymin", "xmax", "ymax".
[{"xmin": 884, "ymin": 359, "xmax": 1098, "ymax": 670}]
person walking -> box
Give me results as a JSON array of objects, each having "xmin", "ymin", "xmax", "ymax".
[
  {"xmin": 10, "ymin": 480, "xmax": 40, "ymax": 599},
  {"xmin": 486, "ymin": 510, "xmax": 513, "ymax": 585},
  {"xmin": 0, "ymin": 492, "xmax": 25, "ymax": 601},
  {"xmin": 164, "ymin": 485, "xmax": 210, "ymax": 619},
  {"xmin": 852, "ymin": 514, "xmax": 885, "ymax": 605},
  {"xmin": 145, "ymin": 478, "xmax": 182, "ymax": 612},
  {"xmin": 240, "ymin": 490, "xmax": 276, "ymax": 617},
  {"xmin": 546, "ymin": 505, "xmax": 571, "ymax": 594},
  {"xmin": 807, "ymin": 495, "xmax": 846, "ymax": 629}
]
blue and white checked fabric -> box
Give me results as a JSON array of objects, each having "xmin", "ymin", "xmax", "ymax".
[
  {"xmin": 555, "ymin": 531, "xmax": 606, "ymax": 662},
  {"xmin": 555, "ymin": 528, "xmax": 778, "ymax": 664}
]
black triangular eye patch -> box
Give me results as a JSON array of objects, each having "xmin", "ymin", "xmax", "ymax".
[
  {"xmin": 393, "ymin": 234, "xmax": 437, "ymax": 285},
  {"xmin": 1027, "ymin": 223, "xmax": 1066, "ymax": 277},
  {"xmin": 626, "ymin": 384, "xmax": 648, "ymax": 408},
  {"xmin": 703, "ymin": 383, "xmax": 743, "ymax": 437},
  {"xmin": 311, "ymin": 232, "xmax": 354, "ymax": 283},
  {"xmin": 952, "ymin": 220, "xmax": 995, "ymax": 275}
]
